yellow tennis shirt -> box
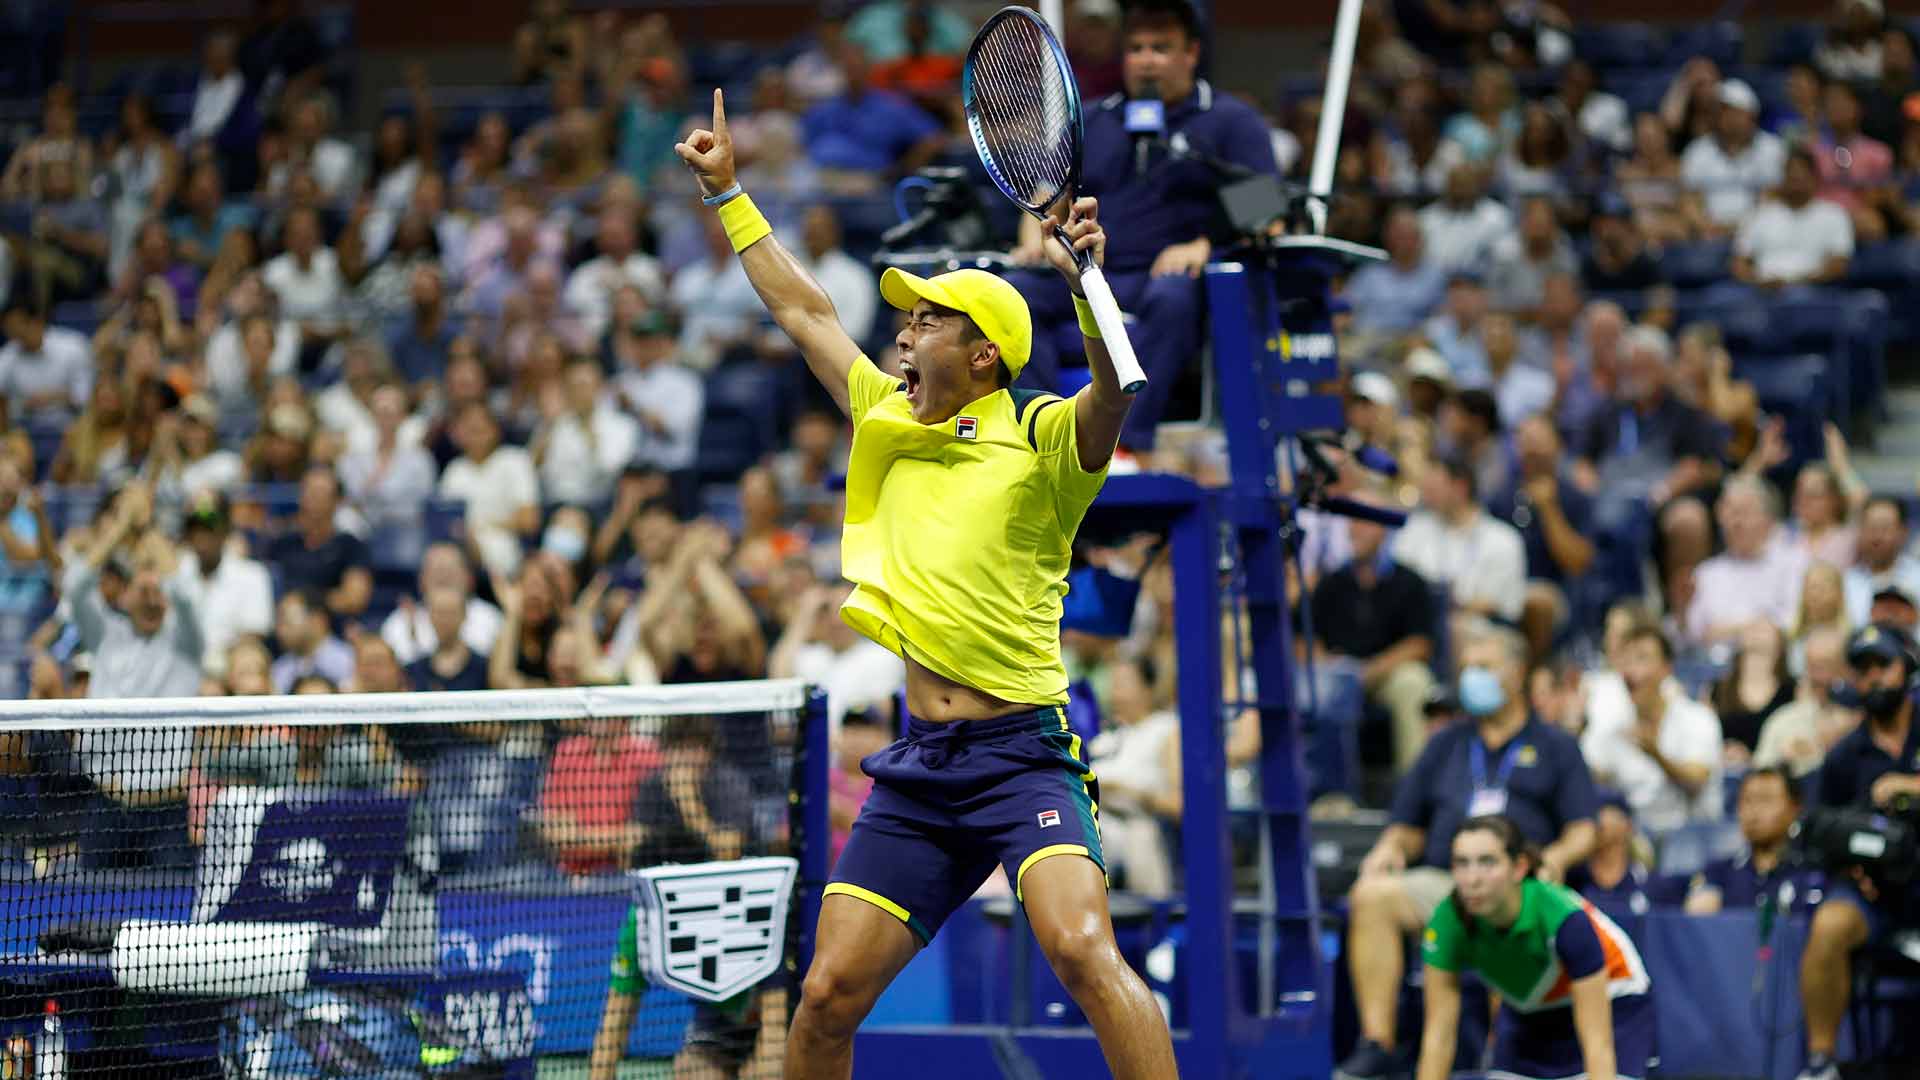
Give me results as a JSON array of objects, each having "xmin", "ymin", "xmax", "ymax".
[{"xmin": 838, "ymin": 355, "xmax": 1109, "ymax": 705}]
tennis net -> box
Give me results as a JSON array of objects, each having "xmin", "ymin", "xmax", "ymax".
[{"xmin": 0, "ymin": 680, "xmax": 826, "ymax": 1079}]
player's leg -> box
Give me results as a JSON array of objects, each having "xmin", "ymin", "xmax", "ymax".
[
  {"xmin": 785, "ymin": 891, "xmax": 921, "ymax": 1080},
  {"xmin": 1111, "ymin": 269, "xmax": 1203, "ymax": 455},
  {"xmin": 1799, "ymin": 891, "xmax": 1871, "ymax": 1064},
  {"xmin": 1339, "ymin": 866, "xmax": 1450, "ymax": 1077},
  {"xmin": 990, "ymin": 709, "xmax": 1175, "ymax": 1076},
  {"xmin": 790, "ymin": 773, "xmax": 995, "ymax": 1080},
  {"xmin": 1021, "ymin": 854, "xmax": 1179, "ymax": 1079}
]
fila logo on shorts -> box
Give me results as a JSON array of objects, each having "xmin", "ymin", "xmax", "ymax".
[
  {"xmin": 1037, "ymin": 809, "xmax": 1061, "ymax": 828},
  {"xmin": 955, "ymin": 416, "xmax": 978, "ymax": 439}
]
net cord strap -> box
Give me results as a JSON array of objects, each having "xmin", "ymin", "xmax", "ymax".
[{"xmin": 0, "ymin": 679, "xmax": 812, "ymax": 732}]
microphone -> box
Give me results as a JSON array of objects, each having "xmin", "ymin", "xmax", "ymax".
[{"xmin": 1124, "ymin": 80, "xmax": 1165, "ymax": 177}]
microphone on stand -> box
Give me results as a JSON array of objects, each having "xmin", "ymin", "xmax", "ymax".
[{"xmin": 1123, "ymin": 80, "xmax": 1165, "ymax": 178}]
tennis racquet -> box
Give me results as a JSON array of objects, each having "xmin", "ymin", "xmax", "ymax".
[{"xmin": 962, "ymin": 5, "xmax": 1147, "ymax": 394}]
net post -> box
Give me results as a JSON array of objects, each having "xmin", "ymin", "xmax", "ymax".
[{"xmin": 796, "ymin": 684, "xmax": 832, "ymax": 977}]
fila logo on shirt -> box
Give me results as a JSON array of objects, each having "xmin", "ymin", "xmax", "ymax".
[
  {"xmin": 955, "ymin": 416, "xmax": 978, "ymax": 439},
  {"xmin": 1037, "ymin": 809, "xmax": 1061, "ymax": 828}
]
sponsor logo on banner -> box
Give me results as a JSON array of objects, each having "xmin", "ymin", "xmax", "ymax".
[{"xmin": 631, "ymin": 857, "xmax": 798, "ymax": 1003}]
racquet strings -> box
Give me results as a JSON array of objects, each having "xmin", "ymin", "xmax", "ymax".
[{"xmin": 968, "ymin": 14, "xmax": 1078, "ymax": 212}]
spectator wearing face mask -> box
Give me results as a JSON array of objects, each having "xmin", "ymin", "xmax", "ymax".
[{"xmin": 1336, "ymin": 628, "xmax": 1598, "ymax": 1080}]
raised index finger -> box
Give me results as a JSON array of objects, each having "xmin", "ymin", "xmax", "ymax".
[{"xmin": 712, "ymin": 88, "xmax": 728, "ymax": 135}]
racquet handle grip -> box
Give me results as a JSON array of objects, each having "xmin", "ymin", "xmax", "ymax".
[{"xmin": 1077, "ymin": 266, "xmax": 1147, "ymax": 394}]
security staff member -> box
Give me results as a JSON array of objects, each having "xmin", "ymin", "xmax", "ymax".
[
  {"xmin": 1795, "ymin": 623, "xmax": 1920, "ymax": 1080},
  {"xmin": 1005, "ymin": 0, "xmax": 1278, "ymax": 462}
]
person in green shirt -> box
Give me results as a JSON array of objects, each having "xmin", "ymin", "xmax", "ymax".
[
  {"xmin": 1417, "ymin": 815, "xmax": 1654, "ymax": 1080},
  {"xmin": 589, "ymin": 902, "xmax": 787, "ymax": 1079}
]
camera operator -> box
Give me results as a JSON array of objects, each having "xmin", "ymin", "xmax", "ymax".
[{"xmin": 1795, "ymin": 623, "xmax": 1920, "ymax": 1080}]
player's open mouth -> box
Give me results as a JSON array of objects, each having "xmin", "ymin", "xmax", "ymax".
[{"xmin": 901, "ymin": 360, "xmax": 922, "ymax": 402}]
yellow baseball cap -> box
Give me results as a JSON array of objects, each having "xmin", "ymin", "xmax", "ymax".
[{"xmin": 879, "ymin": 267, "xmax": 1033, "ymax": 381}]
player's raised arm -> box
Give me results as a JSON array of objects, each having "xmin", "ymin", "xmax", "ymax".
[
  {"xmin": 674, "ymin": 89, "xmax": 862, "ymax": 417},
  {"xmin": 1039, "ymin": 196, "xmax": 1135, "ymax": 473}
]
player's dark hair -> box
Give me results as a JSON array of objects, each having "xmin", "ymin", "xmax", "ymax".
[
  {"xmin": 1449, "ymin": 814, "xmax": 1540, "ymax": 933},
  {"xmin": 1742, "ymin": 764, "xmax": 1801, "ymax": 804},
  {"xmin": 1121, "ymin": 0, "xmax": 1202, "ymax": 42}
]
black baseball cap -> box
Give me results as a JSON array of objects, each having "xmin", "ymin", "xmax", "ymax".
[{"xmin": 1846, "ymin": 622, "xmax": 1916, "ymax": 669}]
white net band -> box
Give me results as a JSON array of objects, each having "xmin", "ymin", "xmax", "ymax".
[{"xmin": 0, "ymin": 679, "xmax": 812, "ymax": 731}]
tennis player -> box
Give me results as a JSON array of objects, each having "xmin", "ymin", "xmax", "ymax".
[
  {"xmin": 675, "ymin": 89, "xmax": 1178, "ymax": 1079},
  {"xmin": 1417, "ymin": 815, "xmax": 1655, "ymax": 1080}
]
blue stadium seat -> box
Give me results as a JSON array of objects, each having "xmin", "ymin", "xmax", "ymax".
[
  {"xmin": 1846, "ymin": 241, "xmax": 1920, "ymax": 350},
  {"xmin": 1575, "ymin": 24, "xmax": 1661, "ymax": 70},
  {"xmin": 1737, "ymin": 353, "xmax": 1835, "ymax": 460},
  {"xmin": 1665, "ymin": 21, "xmax": 1742, "ymax": 67},
  {"xmin": 1767, "ymin": 23, "xmax": 1822, "ymax": 66},
  {"xmin": 1604, "ymin": 68, "xmax": 1675, "ymax": 118},
  {"xmin": 1661, "ymin": 241, "xmax": 1732, "ymax": 289},
  {"xmin": 1654, "ymin": 819, "xmax": 1743, "ymax": 876},
  {"xmin": 413, "ymin": 497, "xmax": 462, "ymax": 545}
]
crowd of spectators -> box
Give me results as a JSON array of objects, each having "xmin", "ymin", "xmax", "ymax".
[{"xmin": 0, "ymin": 4, "xmax": 1916, "ymax": 1070}]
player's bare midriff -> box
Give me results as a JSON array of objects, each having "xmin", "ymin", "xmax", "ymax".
[{"xmin": 903, "ymin": 654, "xmax": 1043, "ymax": 724}]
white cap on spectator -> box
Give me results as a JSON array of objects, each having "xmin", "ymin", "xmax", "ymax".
[
  {"xmin": 1350, "ymin": 370, "xmax": 1400, "ymax": 410},
  {"xmin": 1717, "ymin": 79, "xmax": 1760, "ymax": 115},
  {"xmin": 1404, "ymin": 346, "xmax": 1452, "ymax": 385}
]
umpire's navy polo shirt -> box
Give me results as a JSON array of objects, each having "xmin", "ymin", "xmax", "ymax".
[
  {"xmin": 1697, "ymin": 848, "xmax": 1800, "ymax": 909},
  {"xmin": 1814, "ymin": 702, "xmax": 1920, "ymax": 808},
  {"xmin": 1079, "ymin": 79, "xmax": 1279, "ymax": 273},
  {"xmin": 1389, "ymin": 716, "xmax": 1600, "ymax": 869}
]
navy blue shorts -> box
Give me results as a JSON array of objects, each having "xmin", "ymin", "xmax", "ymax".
[
  {"xmin": 826, "ymin": 705, "xmax": 1104, "ymax": 946},
  {"xmin": 1491, "ymin": 992, "xmax": 1655, "ymax": 1080}
]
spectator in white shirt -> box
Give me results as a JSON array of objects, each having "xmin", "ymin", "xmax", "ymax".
[
  {"xmin": 1417, "ymin": 164, "xmax": 1514, "ymax": 274},
  {"xmin": 611, "ymin": 297, "xmax": 705, "ymax": 474},
  {"xmin": 1686, "ymin": 475, "xmax": 1808, "ymax": 647},
  {"xmin": 1471, "ymin": 314, "xmax": 1555, "ymax": 430},
  {"xmin": 174, "ymin": 491, "xmax": 272, "ymax": 674},
  {"xmin": 797, "ymin": 203, "xmax": 878, "ymax": 343},
  {"xmin": 265, "ymin": 93, "xmax": 359, "ymax": 204},
  {"xmin": 151, "ymin": 394, "xmax": 244, "ymax": 508},
  {"xmin": 769, "ymin": 581, "xmax": 905, "ymax": 740},
  {"xmin": 1680, "ymin": 79, "xmax": 1786, "ymax": 235},
  {"xmin": 381, "ymin": 541, "xmax": 502, "ymax": 666},
  {"xmin": 182, "ymin": 30, "xmax": 245, "ymax": 146},
  {"xmin": 1843, "ymin": 495, "xmax": 1920, "ymax": 625},
  {"xmin": 1730, "ymin": 147, "xmax": 1853, "ymax": 291},
  {"xmin": 1554, "ymin": 59, "xmax": 1630, "ymax": 156},
  {"xmin": 439, "ymin": 402, "xmax": 541, "ymax": 577},
  {"xmin": 1393, "ymin": 452, "xmax": 1529, "ymax": 635},
  {"xmin": 668, "ymin": 211, "xmax": 766, "ymax": 370},
  {"xmin": 1581, "ymin": 624, "xmax": 1723, "ymax": 830},
  {"xmin": 270, "ymin": 587, "xmax": 356, "ymax": 694},
  {"xmin": 534, "ymin": 356, "xmax": 639, "ymax": 507},
  {"xmin": 0, "ymin": 300, "xmax": 92, "ymax": 419},
  {"xmin": 313, "ymin": 336, "xmax": 394, "ymax": 458},
  {"xmin": 563, "ymin": 204, "xmax": 666, "ymax": 341},
  {"xmin": 262, "ymin": 207, "xmax": 346, "ymax": 357},
  {"xmin": 338, "ymin": 383, "xmax": 436, "ymax": 532}
]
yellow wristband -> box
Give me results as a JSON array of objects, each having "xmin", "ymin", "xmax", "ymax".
[
  {"xmin": 717, "ymin": 191, "xmax": 772, "ymax": 254},
  {"xmin": 1072, "ymin": 293, "xmax": 1101, "ymax": 339}
]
